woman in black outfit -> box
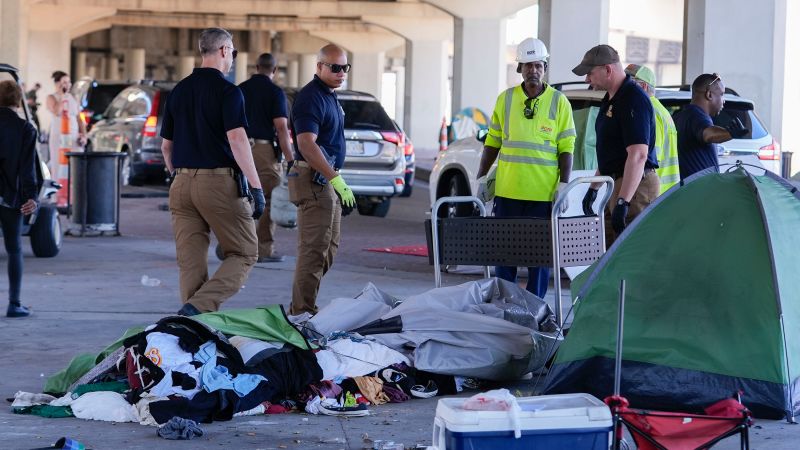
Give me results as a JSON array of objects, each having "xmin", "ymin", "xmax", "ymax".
[{"xmin": 0, "ymin": 81, "xmax": 39, "ymax": 317}]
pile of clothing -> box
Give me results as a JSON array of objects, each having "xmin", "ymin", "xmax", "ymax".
[{"xmin": 12, "ymin": 279, "xmax": 558, "ymax": 428}]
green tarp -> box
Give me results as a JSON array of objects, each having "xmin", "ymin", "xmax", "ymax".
[
  {"xmin": 44, "ymin": 305, "xmax": 307, "ymax": 394},
  {"xmin": 545, "ymin": 169, "xmax": 800, "ymax": 419}
]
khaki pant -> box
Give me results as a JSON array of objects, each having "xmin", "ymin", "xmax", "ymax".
[
  {"xmin": 605, "ymin": 169, "xmax": 660, "ymax": 246},
  {"xmin": 252, "ymin": 141, "xmax": 282, "ymax": 258},
  {"xmin": 169, "ymin": 169, "xmax": 258, "ymax": 312},
  {"xmin": 287, "ymin": 163, "xmax": 341, "ymax": 315}
]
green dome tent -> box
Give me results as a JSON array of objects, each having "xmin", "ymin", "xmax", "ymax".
[{"xmin": 544, "ymin": 168, "xmax": 800, "ymax": 420}]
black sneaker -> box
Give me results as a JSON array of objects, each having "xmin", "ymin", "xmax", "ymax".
[
  {"xmin": 177, "ymin": 303, "xmax": 202, "ymax": 317},
  {"xmin": 6, "ymin": 303, "xmax": 31, "ymax": 318}
]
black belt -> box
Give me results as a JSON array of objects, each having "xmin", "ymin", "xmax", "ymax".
[{"xmin": 607, "ymin": 167, "xmax": 655, "ymax": 180}]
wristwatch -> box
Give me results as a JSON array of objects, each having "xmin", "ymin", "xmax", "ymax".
[{"xmin": 616, "ymin": 198, "xmax": 630, "ymax": 207}]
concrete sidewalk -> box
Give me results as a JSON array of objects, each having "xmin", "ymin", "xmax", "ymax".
[{"xmin": 0, "ymin": 196, "xmax": 796, "ymax": 449}]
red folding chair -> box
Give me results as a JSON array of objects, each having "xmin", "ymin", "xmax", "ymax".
[{"xmin": 607, "ymin": 281, "xmax": 752, "ymax": 450}]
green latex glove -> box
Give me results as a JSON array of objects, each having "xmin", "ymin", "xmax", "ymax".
[{"xmin": 329, "ymin": 175, "xmax": 356, "ymax": 208}]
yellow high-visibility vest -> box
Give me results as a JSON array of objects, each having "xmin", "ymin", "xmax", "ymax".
[
  {"xmin": 651, "ymin": 96, "xmax": 679, "ymax": 194},
  {"xmin": 485, "ymin": 84, "xmax": 576, "ymax": 201}
]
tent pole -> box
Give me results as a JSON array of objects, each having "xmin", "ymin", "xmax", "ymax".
[{"xmin": 614, "ymin": 279, "xmax": 626, "ymax": 398}]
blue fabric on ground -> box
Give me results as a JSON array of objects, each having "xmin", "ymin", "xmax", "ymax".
[{"xmin": 194, "ymin": 342, "xmax": 266, "ymax": 397}]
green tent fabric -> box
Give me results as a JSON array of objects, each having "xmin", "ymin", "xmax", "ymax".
[
  {"xmin": 44, "ymin": 305, "xmax": 308, "ymax": 394},
  {"xmin": 571, "ymin": 106, "xmax": 599, "ymax": 170},
  {"xmin": 544, "ymin": 168, "xmax": 800, "ymax": 420},
  {"xmin": 195, "ymin": 306, "xmax": 311, "ymax": 350}
]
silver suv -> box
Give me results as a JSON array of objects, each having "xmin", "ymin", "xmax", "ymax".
[{"xmin": 286, "ymin": 89, "xmax": 407, "ymax": 217}]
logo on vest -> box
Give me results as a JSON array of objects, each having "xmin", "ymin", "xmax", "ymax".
[{"xmin": 540, "ymin": 125, "xmax": 553, "ymax": 134}]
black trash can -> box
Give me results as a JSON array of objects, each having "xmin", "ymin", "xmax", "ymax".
[{"xmin": 66, "ymin": 152, "xmax": 125, "ymax": 236}]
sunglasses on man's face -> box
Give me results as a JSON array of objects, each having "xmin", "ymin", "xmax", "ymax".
[
  {"xmin": 524, "ymin": 97, "xmax": 539, "ymax": 120},
  {"xmin": 219, "ymin": 46, "xmax": 238, "ymax": 60},
  {"xmin": 321, "ymin": 62, "xmax": 351, "ymax": 74}
]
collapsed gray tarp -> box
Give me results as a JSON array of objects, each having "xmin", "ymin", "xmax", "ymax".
[{"xmin": 308, "ymin": 278, "xmax": 560, "ymax": 381}]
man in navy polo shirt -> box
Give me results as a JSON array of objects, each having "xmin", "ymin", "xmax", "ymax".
[
  {"xmin": 160, "ymin": 27, "xmax": 265, "ymax": 316},
  {"xmin": 287, "ymin": 43, "xmax": 356, "ymax": 315},
  {"xmin": 573, "ymin": 44, "xmax": 660, "ymax": 244},
  {"xmin": 239, "ymin": 53, "xmax": 294, "ymax": 263},
  {"xmin": 673, "ymin": 73, "xmax": 749, "ymax": 179}
]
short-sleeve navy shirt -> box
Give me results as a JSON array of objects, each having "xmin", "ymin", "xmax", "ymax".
[
  {"xmin": 595, "ymin": 75, "xmax": 658, "ymax": 176},
  {"xmin": 673, "ymin": 104, "xmax": 718, "ymax": 179},
  {"xmin": 238, "ymin": 74, "xmax": 288, "ymax": 141},
  {"xmin": 160, "ymin": 68, "xmax": 248, "ymax": 169},
  {"xmin": 291, "ymin": 75, "xmax": 346, "ymax": 169}
]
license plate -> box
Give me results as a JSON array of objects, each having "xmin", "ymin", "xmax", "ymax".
[{"xmin": 346, "ymin": 141, "xmax": 365, "ymax": 155}]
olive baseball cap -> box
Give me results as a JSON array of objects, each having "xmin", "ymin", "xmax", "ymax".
[
  {"xmin": 572, "ymin": 44, "xmax": 620, "ymax": 76},
  {"xmin": 624, "ymin": 64, "xmax": 656, "ymax": 87}
]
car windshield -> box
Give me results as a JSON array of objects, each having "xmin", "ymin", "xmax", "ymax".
[
  {"xmin": 661, "ymin": 100, "xmax": 768, "ymax": 140},
  {"xmin": 87, "ymin": 84, "xmax": 127, "ymax": 115},
  {"xmin": 340, "ymin": 99, "xmax": 395, "ymax": 130}
]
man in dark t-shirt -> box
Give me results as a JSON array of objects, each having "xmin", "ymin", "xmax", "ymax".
[
  {"xmin": 673, "ymin": 73, "xmax": 749, "ymax": 179},
  {"xmin": 239, "ymin": 53, "xmax": 294, "ymax": 263},
  {"xmin": 572, "ymin": 44, "xmax": 659, "ymax": 243},
  {"xmin": 161, "ymin": 28, "xmax": 264, "ymax": 316}
]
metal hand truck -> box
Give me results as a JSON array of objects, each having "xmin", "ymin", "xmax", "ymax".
[{"xmin": 430, "ymin": 176, "xmax": 614, "ymax": 326}]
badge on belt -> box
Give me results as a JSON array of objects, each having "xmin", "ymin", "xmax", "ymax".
[{"xmin": 606, "ymin": 105, "xmax": 614, "ymax": 118}]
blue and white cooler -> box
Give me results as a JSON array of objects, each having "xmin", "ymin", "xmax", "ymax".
[{"xmin": 432, "ymin": 393, "xmax": 612, "ymax": 450}]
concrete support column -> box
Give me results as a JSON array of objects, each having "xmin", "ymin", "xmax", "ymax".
[
  {"xmin": 783, "ymin": 0, "xmax": 800, "ymax": 173},
  {"xmin": 393, "ymin": 66, "xmax": 406, "ymax": 128},
  {"xmin": 538, "ymin": 0, "xmax": 610, "ymax": 83},
  {"xmin": 27, "ymin": 29, "xmax": 70, "ymax": 94},
  {"xmin": 249, "ymin": 31, "xmax": 271, "ymax": 55},
  {"xmin": 235, "ymin": 52, "xmax": 249, "ymax": 84},
  {"xmin": 125, "ymin": 48, "xmax": 146, "ymax": 81},
  {"xmin": 350, "ymin": 51, "xmax": 385, "ymax": 97},
  {"xmin": 75, "ymin": 51, "xmax": 88, "ymax": 79},
  {"xmin": 405, "ymin": 39, "xmax": 449, "ymax": 151},
  {"xmin": 98, "ymin": 57, "xmax": 107, "ymax": 81},
  {"xmin": 86, "ymin": 65, "xmax": 97, "ymax": 79},
  {"xmin": 684, "ymin": 0, "xmax": 787, "ymax": 138},
  {"xmin": 1, "ymin": 0, "xmax": 29, "ymax": 74},
  {"xmin": 299, "ymin": 53, "xmax": 318, "ymax": 86},
  {"xmin": 452, "ymin": 17, "xmax": 506, "ymax": 114},
  {"xmin": 287, "ymin": 59, "xmax": 299, "ymax": 88},
  {"xmin": 107, "ymin": 56, "xmax": 119, "ymax": 80},
  {"xmin": 177, "ymin": 56, "xmax": 195, "ymax": 80}
]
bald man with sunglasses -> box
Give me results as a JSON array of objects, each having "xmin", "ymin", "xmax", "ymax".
[{"xmin": 287, "ymin": 44, "xmax": 355, "ymax": 315}]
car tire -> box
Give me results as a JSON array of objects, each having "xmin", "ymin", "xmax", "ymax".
[
  {"xmin": 437, "ymin": 172, "xmax": 472, "ymax": 218},
  {"xmin": 357, "ymin": 198, "xmax": 391, "ymax": 218},
  {"xmin": 30, "ymin": 205, "xmax": 62, "ymax": 258},
  {"xmin": 400, "ymin": 171, "xmax": 415, "ymax": 197}
]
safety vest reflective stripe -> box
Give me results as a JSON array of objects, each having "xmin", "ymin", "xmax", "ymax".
[
  {"xmin": 557, "ymin": 129, "xmax": 576, "ymax": 140},
  {"xmin": 502, "ymin": 140, "xmax": 557, "ymax": 154},
  {"xmin": 502, "ymin": 87, "xmax": 515, "ymax": 139},
  {"xmin": 661, "ymin": 157, "xmax": 679, "ymax": 167},
  {"xmin": 549, "ymin": 90, "xmax": 562, "ymax": 120},
  {"xmin": 499, "ymin": 153, "xmax": 559, "ymax": 166},
  {"xmin": 661, "ymin": 173, "xmax": 681, "ymax": 185}
]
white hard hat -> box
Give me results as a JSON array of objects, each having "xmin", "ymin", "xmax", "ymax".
[{"xmin": 516, "ymin": 38, "xmax": 549, "ymax": 64}]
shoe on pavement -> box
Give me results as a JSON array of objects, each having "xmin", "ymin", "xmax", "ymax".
[
  {"xmin": 318, "ymin": 403, "xmax": 370, "ymax": 417},
  {"xmin": 177, "ymin": 303, "xmax": 202, "ymax": 317},
  {"xmin": 410, "ymin": 380, "xmax": 438, "ymax": 399},
  {"xmin": 257, "ymin": 253, "xmax": 285, "ymax": 263},
  {"xmin": 6, "ymin": 303, "xmax": 31, "ymax": 318}
]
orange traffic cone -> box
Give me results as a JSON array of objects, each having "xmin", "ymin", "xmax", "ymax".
[
  {"xmin": 439, "ymin": 117, "xmax": 448, "ymax": 152},
  {"xmin": 55, "ymin": 99, "xmax": 71, "ymax": 210}
]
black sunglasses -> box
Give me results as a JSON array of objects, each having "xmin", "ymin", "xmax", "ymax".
[
  {"xmin": 220, "ymin": 46, "xmax": 238, "ymax": 60},
  {"xmin": 321, "ymin": 62, "xmax": 351, "ymax": 74},
  {"xmin": 524, "ymin": 97, "xmax": 539, "ymax": 120}
]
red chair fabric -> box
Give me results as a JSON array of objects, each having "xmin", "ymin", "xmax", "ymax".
[{"xmin": 604, "ymin": 396, "xmax": 751, "ymax": 450}]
